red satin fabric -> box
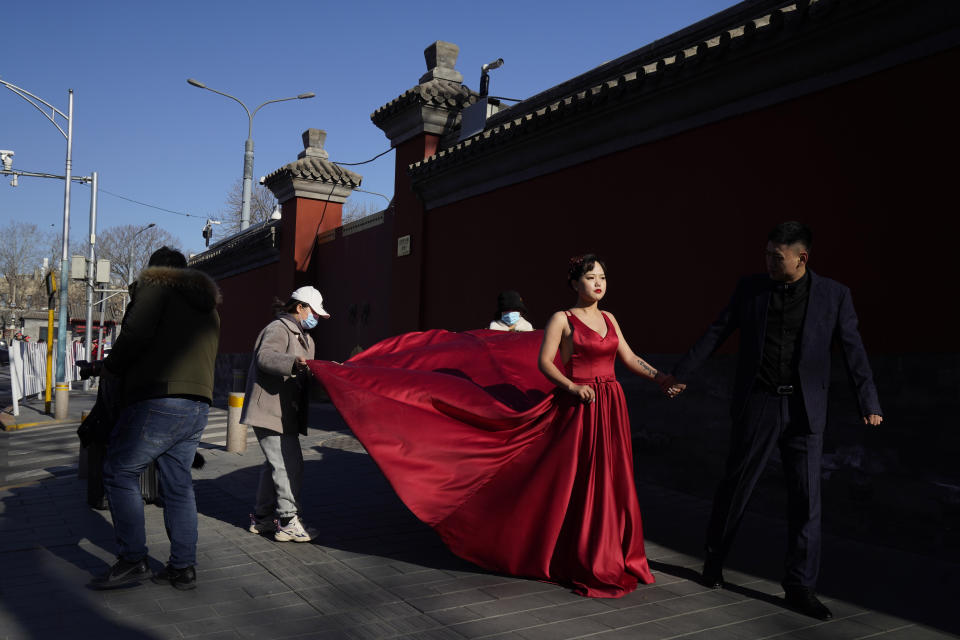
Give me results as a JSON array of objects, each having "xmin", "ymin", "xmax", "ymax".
[{"xmin": 307, "ymin": 313, "xmax": 655, "ymax": 597}]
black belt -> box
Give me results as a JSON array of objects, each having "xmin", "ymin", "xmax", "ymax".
[{"xmin": 772, "ymin": 384, "xmax": 794, "ymax": 396}]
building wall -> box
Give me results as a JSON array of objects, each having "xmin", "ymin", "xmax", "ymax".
[
  {"xmin": 309, "ymin": 213, "xmax": 396, "ymax": 363},
  {"xmin": 216, "ymin": 261, "xmax": 281, "ymax": 354},
  {"xmin": 418, "ymin": 47, "xmax": 960, "ymax": 355}
]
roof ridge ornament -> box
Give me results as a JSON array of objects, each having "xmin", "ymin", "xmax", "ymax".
[
  {"xmin": 298, "ymin": 128, "xmax": 330, "ymax": 160},
  {"xmin": 419, "ymin": 41, "xmax": 463, "ymax": 84}
]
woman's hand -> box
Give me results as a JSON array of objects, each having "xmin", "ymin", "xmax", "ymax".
[
  {"xmin": 292, "ymin": 356, "xmax": 311, "ymax": 376},
  {"xmin": 569, "ymin": 384, "xmax": 596, "ymax": 404}
]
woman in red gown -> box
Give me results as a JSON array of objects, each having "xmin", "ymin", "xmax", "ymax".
[{"xmin": 308, "ymin": 254, "xmax": 672, "ymax": 597}]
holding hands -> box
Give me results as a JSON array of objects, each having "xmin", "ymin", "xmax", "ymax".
[{"xmin": 655, "ymin": 372, "xmax": 686, "ymax": 399}]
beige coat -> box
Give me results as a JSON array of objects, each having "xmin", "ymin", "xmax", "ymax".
[{"xmin": 240, "ymin": 316, "xmax": 314, "ymax": 435}]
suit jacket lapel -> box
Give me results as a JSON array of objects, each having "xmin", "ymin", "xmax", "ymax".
[{"xmin": 800, "ymin": 270, "xmax": 826, "ymax": 363}]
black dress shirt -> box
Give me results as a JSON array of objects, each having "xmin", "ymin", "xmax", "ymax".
[{"xmin": 758, "ymin": 271, "xmax": 810, "ymax": 391}]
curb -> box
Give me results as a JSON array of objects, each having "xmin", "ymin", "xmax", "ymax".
[{"xmin": 1, "ymin": 418, "xmax": 80, "ymax": 431}]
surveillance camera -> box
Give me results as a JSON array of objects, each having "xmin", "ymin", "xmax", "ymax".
[
  {"xmin": 481, "ymin": 58, "xmax": 504, "ymax": 73},
  {"xmin": 0, "ymin": 150, "xmax": 13, "ymax": 171}
]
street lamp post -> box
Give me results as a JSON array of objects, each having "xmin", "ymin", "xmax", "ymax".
[
  {"xmin": 0, "ymin": 78, "xmax": 76, "ymax": 419},
  {"xmin": 186, "ymin": 79, "xmax": 315, "ymax": 230},
  {"xmin": 124, "ymin": 223, "xmax": 156, "ymax": 316},
  {"xmin": 83, "ymin": 171, "xmax": 98, "ymax": 391}
]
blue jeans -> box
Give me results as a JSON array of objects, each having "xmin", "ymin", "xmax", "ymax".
[{"xmin": 103, "ymin": 397, "xmax": 208, "ymax": 568}]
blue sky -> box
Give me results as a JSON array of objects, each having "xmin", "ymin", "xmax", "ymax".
[{"xmin": 1, "ymin": 0, "xmax": 737, "ymax": 256}]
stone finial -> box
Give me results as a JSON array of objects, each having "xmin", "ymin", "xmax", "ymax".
[
  {"xmin": 298, "ymin": 128, "xmax": 330, "ymax": 160},
  {"xmin": 419, "ymin": 41, "xmax": 463, "ymax": 84}
]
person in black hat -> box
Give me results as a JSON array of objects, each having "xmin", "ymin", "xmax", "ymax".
[{"xmin": 489, "ymin": 290, "xmax": 534, "ymax": 332}]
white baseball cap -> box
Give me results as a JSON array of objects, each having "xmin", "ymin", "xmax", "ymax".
[{"xmin": 290, "ymin": 286, "xmax": 330, "ymax": 318}]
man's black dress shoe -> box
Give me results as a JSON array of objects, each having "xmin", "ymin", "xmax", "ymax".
[
  {"xmin": 701, "ymin": 557, "xmax": 724, "ymax": 589},
  {"xmin": 89, "ymin": 558, "xmax": 150, "ymax": 589},
  {"xmin": 784, "ymin": 587, "xmax": 833, "ymax": 620}
]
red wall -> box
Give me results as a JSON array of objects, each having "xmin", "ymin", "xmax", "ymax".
[
  {"xmin": 418, "ymin": 48, "xmax": 959, "ymax": 354},
  {"xmin": 308, "ymin": 213, "xmax": 396, "ymax": 362},
  {"xmin": 217, "ymin": 261, "xmax": 281, "ymax": 353}
]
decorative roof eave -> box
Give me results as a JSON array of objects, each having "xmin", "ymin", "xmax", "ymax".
[
  {"xmin": 371, "ymin": 80, "xmax": 480, "ymax": 146},
  {"xmin": 407, "ymin": 0, "xmax": 960, "ymax": 207},
  {"xmin": 262, "ymin": 129, "xmax": 363, "ymax": 205},
  {"xmin": 371, "ymin": 78, "xmax": 479, "ymax": 127},
  {"xmin": 189, "ymin": 219, "xmax": 282, "ymax": 280},
  {"xmin": 263, "ymin": 157, "xmax": 362, "ymax": 189},
  {"xmin": 371, "ymin": 41, "xmax": 481, "ymax": 146}
]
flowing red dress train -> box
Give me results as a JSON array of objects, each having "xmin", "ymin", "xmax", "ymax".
[{"xmin": 307, "ymin": 312, "xmax": 655, "ymax": 597}]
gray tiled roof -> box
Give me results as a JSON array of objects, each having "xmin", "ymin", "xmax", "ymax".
[
  {"xmin": 263, "ymin": 156, "xmax": 362, "ymax": 188},
  {"xmin": 370, "ymin": 78, "xmax": 479, "ymax": 126}
]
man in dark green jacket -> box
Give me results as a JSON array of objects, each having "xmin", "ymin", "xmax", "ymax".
[{"xmin": 91, "ymin": 247, "xmax": 220, "ymax": 591}]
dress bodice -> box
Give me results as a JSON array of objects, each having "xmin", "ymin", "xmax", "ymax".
[{"xmin": 566, "ymin": 312, "xmax": 619, "ymax": 383}]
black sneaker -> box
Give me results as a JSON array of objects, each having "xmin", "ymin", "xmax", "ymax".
[
  {"xmin": 151, "ymin": 564, "xmax": 196, "ymax": 590},
  {"xmin": 89, "ymin": 558, "xmax": 150, "ymax": 590}
]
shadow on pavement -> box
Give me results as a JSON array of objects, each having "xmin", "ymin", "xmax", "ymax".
[{"xmin": 0, "ymin": 482, "xmax": 164, "ymax": 639}]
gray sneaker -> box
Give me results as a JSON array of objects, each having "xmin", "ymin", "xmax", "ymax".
[
  {"xmin": 274, "ymin": 515, "xmax": 312, "ymax": 543},
  {"xmin": 248, "ymin": 513, "xmax": 277, "ymax": 535}
]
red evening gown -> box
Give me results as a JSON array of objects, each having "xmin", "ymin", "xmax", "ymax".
[{"xmin": 307, "ymin": 312, "xmax": 655, "ymax": 597}]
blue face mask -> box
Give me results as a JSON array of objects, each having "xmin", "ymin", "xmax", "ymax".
[
  {"xmin": 301, "ymin": 313, "xmax": 318, "ymax": 330},
  {"xmin": 501, "ymin": 311, "xmax": 520, "ymax": 326}
]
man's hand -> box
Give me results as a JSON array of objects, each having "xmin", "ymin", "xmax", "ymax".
[
  {"xmin": 666, "ymin": 383, "xmax": 686, "ymax": 399},
  {"xmin": 863, "ymin": 414, "xmax": 883, "ymax": 426}
]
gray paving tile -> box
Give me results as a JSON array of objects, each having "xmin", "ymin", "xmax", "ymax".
[
  {"xmin": 463, "ymin": 592, "xmax": 559, "ymax": 618},
  {"xmin": 478, "ymin": 581, "xmax": 556, "ymax": 599},
  {"xmin": 409, "ymin": 589, "xmax": 499, "ymax": 613},
  {"xmin": 590, "ymin": 602, "xmax": 676, "ymax": 628},
  {"xmin": 788, "ymin": 617, "xmax": 917, "ymax": 640},
  {"xmin": 426, "ymin": 607, "xmax": 484, "ymax": 626},
  {"xmin": 449, "ymin": 612, "xmax": 546, "ymax": 638},
  {"xmin": 211, "ymin": 591, "xmax": 307, "ymax": 616},
  {"xmin": 526, "ymin": 598, "xmax": 611, "ymax": 622},
  {"xmin": 587, "ymin": 621, "xmax": 676, "ymax": 639},
  {"xmin": 516, "ymin": 616, "xmax": 641, "ymax": 640},
  {"xmin": 877, "ymin": 625, "xmax": 960, "ymax": 639},
  {"xmin": 849, "ymin": 610, "xmax": 917, "ymax": 632}
]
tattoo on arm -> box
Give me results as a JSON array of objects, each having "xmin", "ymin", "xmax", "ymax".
[{"xmin": 636, "ymin": 358, "xmax": 658, "ymax": 379}]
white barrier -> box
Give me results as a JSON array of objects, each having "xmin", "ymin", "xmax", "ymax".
[{"xmin": 8, "ymin": 340, "xmax": 81, "ymax": 414}]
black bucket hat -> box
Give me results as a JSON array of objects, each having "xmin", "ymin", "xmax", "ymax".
[{"xmin": 497, "ymin": 290, "xmax": 527, "ymax": 314}]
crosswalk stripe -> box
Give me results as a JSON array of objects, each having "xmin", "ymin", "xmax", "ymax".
[{"xmin": 0, "ymin": 411, "xmax": 259, "ymax": 485}]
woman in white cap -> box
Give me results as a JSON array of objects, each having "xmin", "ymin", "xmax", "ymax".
[{"xmin": 241, "ymin": 286, "xmax": 329, "ymax": 542}]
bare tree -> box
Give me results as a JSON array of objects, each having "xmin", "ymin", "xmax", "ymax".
[
  {"xmin": 217, "ymin": 179, "xmax": 278, "ymax": 238},
  {"xmin": 343, "ymin": 199, "xmax": 380, "ymax": 223},
  {"xmin": 0, "ymin": 221, "xmax": 52, "ymax": 308},
  {"xmin": 96, "ymin": 224, "xmax": 180, "ymax": 285}
]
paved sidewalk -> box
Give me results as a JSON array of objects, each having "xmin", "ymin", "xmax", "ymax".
[{"xmin": 0, "ymin": 390, "xmax": 957, "ymax": 640}]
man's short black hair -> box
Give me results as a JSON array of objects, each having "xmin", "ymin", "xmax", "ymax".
[
  {"xmin": 147, "ymin": 246, "xmax": 187, "ymax": 268},
  {"xmin": 768, "ymin": 221, "xmax": 813, "ymax": 251}
]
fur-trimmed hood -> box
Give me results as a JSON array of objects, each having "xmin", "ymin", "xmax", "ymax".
[{"xmin": 136, "ymin": 266, "xmax": 222, "ymax": 311}]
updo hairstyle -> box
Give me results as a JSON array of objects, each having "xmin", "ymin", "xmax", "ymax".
[{"xmin": 567, "ymin": 253, "xmax": 607, "ymax": 290}]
